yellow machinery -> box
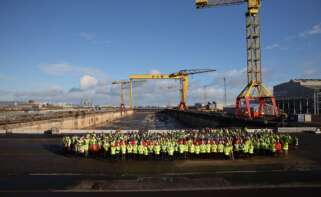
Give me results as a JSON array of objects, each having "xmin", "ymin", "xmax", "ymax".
[
  {"xmin": 112, "ymin": 79, "xmax": 145, "ymax": 113},
  {"xmin": 195, "ymin": 0, "xmax": 279, "ymax": 119},
  {"xmin": 129, "ymin": 69, "xmax": 215, "ymax": 110}
]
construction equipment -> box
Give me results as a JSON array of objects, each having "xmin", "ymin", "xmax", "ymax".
[
  {"xmin": 80, "ymin": 98, "xmax": 93, "ymax": 107},
  {"xmin": 129, "ymin": 69, "xmax": 215, "ymax": 110},
  {"xmin": 112, "ymin": 80, "xmax": 129, "ymax": 113},
  {"xmin": 195, "ymin": 0, "xmax": 279, "ymax": 119},
  {"xmin": 112, "ymin": 80, "xmax": 145, "ymax": 113}
]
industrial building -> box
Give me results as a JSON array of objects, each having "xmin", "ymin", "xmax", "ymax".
[{"xmin": 273, "ymin": 79, "xmax": 321, "ymax": 115}]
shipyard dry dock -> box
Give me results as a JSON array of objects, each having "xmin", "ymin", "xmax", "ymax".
[{"xmin": 1, "ymin": 112, "xmax": 321, "ymax": 196}]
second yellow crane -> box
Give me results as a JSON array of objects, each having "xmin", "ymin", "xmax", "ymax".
[
  {"xmin": 112, "ymin": 80, "xmax": 129, "ymax": 113},
  {"xmin": 112, "ymin": 79, "xmax": 145, "ymax": 113},
  {"xmin": 129, "ymin": 69, "xmax": 215, "ymax": 110}
]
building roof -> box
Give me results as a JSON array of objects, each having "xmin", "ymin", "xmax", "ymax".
[{"xmin": 290, "ymin": 79, "xmax": 321, "ymax": 90}]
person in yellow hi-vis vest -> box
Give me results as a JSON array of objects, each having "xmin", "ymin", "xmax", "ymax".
[
  {"xmin": 127, "ymin": 143, "xmax": 133, "ymax": 160},
  {"xmin": 189, "ymin": 142, "xmax": 195, "ymax": 160},
  {"xmin": 200, "ymin": 141, "xmax": 206, "ymax": 159},
  {"xmin": 102, "ymin": 140, "xmax": 110, "ymax": 158},
  {"xmin": 154, "ymin": 142, "xmax": 161, "ymax": 160},
  {"xmin": 161, "ymin": 141, "xmax": 167, "ymax": 160},
  {"xmin": 63, "ymin": 129, "xmax": 297, "ymax": 161},
  {"xmin": 223, "ymin": 142, "xmax": 230, "ymax": 159},
  {"xmin": 242, "ymin": 139, "xmax": 250, "ymax": 157},
  {"xmin": 217, "ymin": 141, "xmax": 224, "ymax": 159},
  {"xmin": 168, "ymin": 144, "xmax": 174, "ymax": 160},
  {"xmin": 143, "ymin": 144, "xmax": 149, "ymax": 160},
  {"xmin": 206, "ymin": 140, "xmax": 211, "ymax": 159},
  {"xmin": 110, "ymin": 142, "xmax": 116, "ymax": 160},
  {"xmin": 211, "ymin": 141, "xmax": 218, "ymax": 159},
  {"xmin": 179, "ymin": 141, "xmax": 184, "ymax": 160},
  {"xmin": 195, "ymin": 142, "xmax": 200, "ymax": 159},
  {"xmin": 120, "ymin": 141, "xmax": 126, "ymax": 160},
  {"xmin": 138, "ymin": 142, "xmax": 144, "ymax": 160},
  {"xmin": 132, "ymin": 140, "xmax": 138, "ymax": 160}
]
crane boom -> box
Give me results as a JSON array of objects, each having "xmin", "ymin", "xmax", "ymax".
[
  {"xmin": 196, "ymin": 0, "xmax": 246, "ymax": 8},
  {"xmin": 112, "ymin": 80, "xmax": 130, "ymax": 85},
  {"xmin": 170, "ymin": 69, "xmax": 216, "ymax": 77},
  {"xmin": 129, "ymin": 74, "xmax": 180, "ymax": 80},
  {"xmin": 196, "ymin": 0, "xmax": 260, "ymax": 15}
]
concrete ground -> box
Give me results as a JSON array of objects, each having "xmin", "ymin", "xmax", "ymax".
[
  {"xmin": 0, "ymin": 133, "xmax": 321, "ymax": 195},
  {"xmin": 1, "ymin": 112, "xmax": 321, "ymax": 196}
]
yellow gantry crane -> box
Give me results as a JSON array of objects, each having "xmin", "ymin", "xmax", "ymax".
[
  {"xmin": 195, "ymin": 0, "xmax": 279, "ymax": 119},
  {"xmin": 112, "ymin": 80, "xmax": 129, "ymax": 113},
  {"xmin": 129, "ymin": 69, "xmax": 215, "ymax": 110},
  {"xmin": 112, "ymin": 79, "xmax": 145, "ymax": 113}
]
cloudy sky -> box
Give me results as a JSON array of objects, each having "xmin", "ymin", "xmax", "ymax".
[{"xmin": 0, "ymin": 0, "xmax": 321, "ymax": 106}]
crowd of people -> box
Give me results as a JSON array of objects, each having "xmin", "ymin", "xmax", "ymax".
[{"xmin": 62, "ymin": 128, "xmax": 299, "ymax": 160}]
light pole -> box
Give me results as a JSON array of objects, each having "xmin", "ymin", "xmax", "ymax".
[{"xmin": 224, "ymin": 77, "xmax": 227, "ymax": 106}]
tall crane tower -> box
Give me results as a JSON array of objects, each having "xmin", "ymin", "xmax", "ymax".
[
  {"xmin": 129, "ymin": 69, "xmax": 215, "ymax": 110},
  {"xmin": 195, "ymin": 0, "xmax": 279, "ymax": 119}
]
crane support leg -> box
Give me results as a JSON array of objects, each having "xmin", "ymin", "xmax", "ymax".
[
  {"xmin": 258, "ymin": 97, "xmax": 265, "ymax": 117},
  {"xmin": 178, "ymin": 76, "xmax": 189, "ymax": 111},
  {"xmin": 271, "ymin": 97, "xmax": 278, "ymax": 116},
  {"xmin": 245, "ymin": 96, "xmax": 252, "ymax": 119},
  {"xmin": 129, "ymin": 79, "xmax": 133, "ymax": 109}
]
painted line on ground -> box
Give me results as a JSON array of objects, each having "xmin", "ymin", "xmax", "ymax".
[
  {"xmin": 42, "ymin": 184, "xmax": 321, "ymax": 192},
  {"xmin": 26, "ymin": 169, "xmax": 317, "ymax": 177}
]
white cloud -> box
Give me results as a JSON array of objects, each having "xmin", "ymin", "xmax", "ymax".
[
  {"xmin": 265, "ymin": 44, "xmax": 280, "ymax": 50},
  {"xmin": 149, "ymin": 69, "xmax": 161, "ymax": 74},
  {"xmin": 303, "ymin": 68, "xmax": 316, "ymax": 76},
  {"xmin": 79, "ymin": 32, "xmax": 96, "ymax": 41},
  {"xmin": 211, "ymin": 67, "xmax": 247, "ymax": 87},
  {"xmin": 265, "ymin": 43, "xmax": 288, "ymax": 50},
  {"xmin": 0, "ymin": 74, "xmax": 13, "ymax": 81},
  {"xmin": 39, "ymin": 63, "xmax": 108, "ymax": 79},
  {"xmin": 271, "ymin": 22, "xmax": 321, "ymax": 51},
  {"xmin": 284, "ymin": 35, "xmax": 297, "ymax": 41},
  {"xmin": 13, "ymin": 86, "xmax": 64, "ymax": 100},
  {"xmin": 80, "ymin": 75, "xmax": 98, "ymax": 90},
  {"xmin": 0, "ymin": 67, "xmax": 282, "ymax": 107},
  {"xmin": 301, "ymin": 66, "xmax": 321, "ymax": 79},
  {"xmin": 39, "ymin": 63, "xmax": 73, "ymax": 75},
  {"xmin": 79, "ymin": 32, "xmax": 112, "ymax": 46},
  {"xmin": 68, "ymin": 87, "xmax": 83, "ymax": 93},
  {"xmin": 309, "ymin": 23, "xmax": 321, "ymax": 35},
  {"xmin": 300, "ymin": 23, "xmax": 321, "ymax": 38}
]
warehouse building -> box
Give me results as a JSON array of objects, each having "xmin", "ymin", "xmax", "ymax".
[{"xmin": 273, "ymin": 79, "xmax": 321, "ymax": 116}]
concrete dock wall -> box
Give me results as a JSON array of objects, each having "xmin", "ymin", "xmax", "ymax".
[
  {"xmin": 0, "ymin": 110, "xmax": 133, "ymax": 132},
  {"xmin": 277, "ymin": 127, "xmax": 317, "ymax": 133},
  {"xmin": 163, "ymin": 109, "xmax": 277, "ymax": 128}
]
